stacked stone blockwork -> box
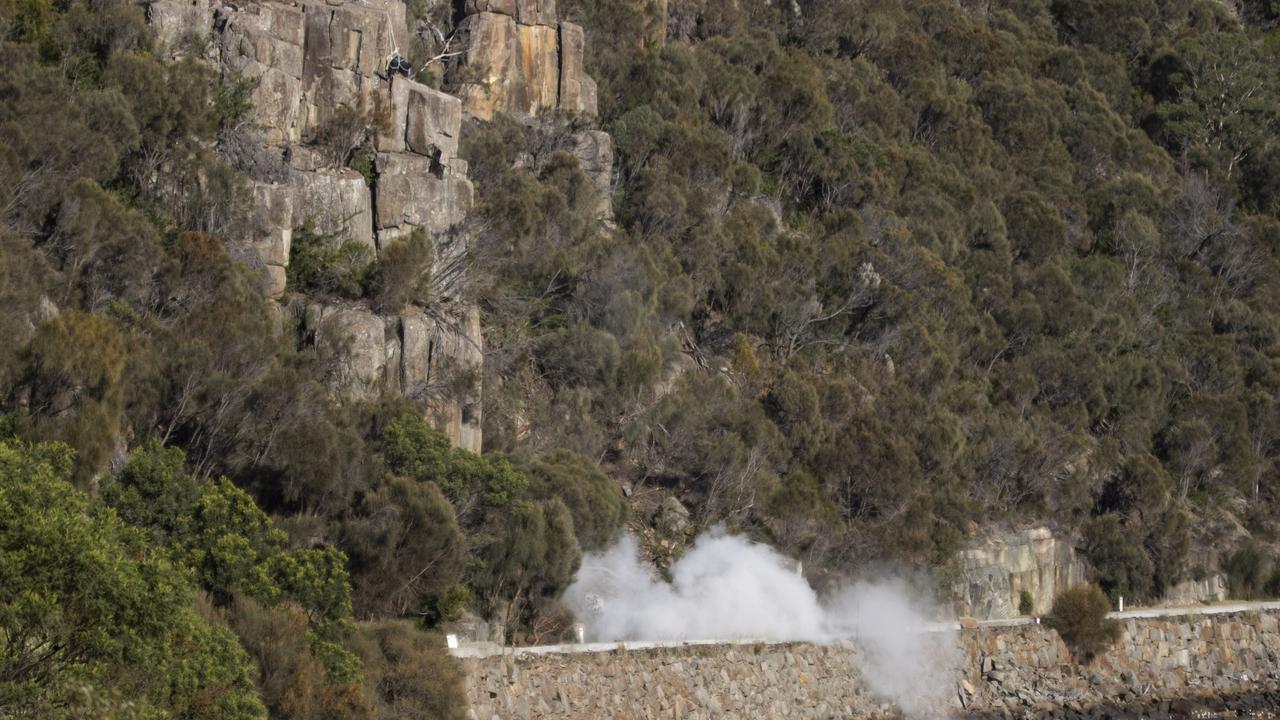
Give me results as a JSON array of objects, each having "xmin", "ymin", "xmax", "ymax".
[{"xmin": 459, "ymin": 610, "xmax": 1280, "ymax": 719}]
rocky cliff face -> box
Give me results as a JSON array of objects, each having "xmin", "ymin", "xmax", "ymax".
[
  {"xmin": 947, "ymin": 527, "xmax": 1230, "ymax": 618},
  {"xmin": 450, "ymin": 0, "xmax": 597, "ymax": 120},
  {"xmin": 145, "ymin": 0, "xmax": 608, "ymax": 454},
  {"xmin": 949, "ymin": 527, "xmax": 1090, "ymax": 619}
]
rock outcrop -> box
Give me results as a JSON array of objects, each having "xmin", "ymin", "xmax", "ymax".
[
  {"xmin": 147, "ymin": 0, "xmax": 485, "ymax": 452},
  {"xmin": 570, "ymin": 129, "xmax": 614, "ymax": 219},
  {"xmin": 147, "ymin": 0, "xmax": 212, "ymax": 59},
  {"xmin": 949, "ymin": 527, "xmax": 1089, "ymax": 619},
  {"xmin": 450, "ymin": 0, "xmax": 597, "ymax": 119},
  {"xmin": 213, "ymin": 0, "xmax": 474, "ymax": 272},
  {"xmin": 144, "ymin": 0, "xmax": 616, "ymax": 454},
  {"xmin": 1163, "ymin": 573, "xmax": 1228, "ymax": 605},
  {"xmin": 304, "ymin": 302, "xmax": 482, "ymax": 451}
]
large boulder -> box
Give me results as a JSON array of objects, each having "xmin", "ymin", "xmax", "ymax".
[
  {"xmin": 288, "ymin": 168, "xmax": 375, "ymax": 249},
  {"xmin": 148, "ymin": 0, "xmax": 213, "ymax": 59},
  {"xmin": 376, "ymin": 154, "xmax": 473, "ymax": 236},
  {"xmin": 307, "ymin": 303, "xmax": 390, "ymax": 403},
  {"xmin": 379, "ymin": 77, "xmax": 464, "ymax": 160},
  {"xmin": 407, "ymin": 83, "xmax": 464, "ymax": 160},
  {"xmin": 449, "ymin": 6, "xmax": 596, "ymax": 120},
  {"xmin": 571, "ymin": 129, "xmax": 614, "ymax": 218}
]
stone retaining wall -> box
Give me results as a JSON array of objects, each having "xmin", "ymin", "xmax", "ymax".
[
  {"xmin": 959, "ymin": 611, "xmax": 1280, "ymax": 715},
  {"xmin": 460, "ymin": 610, "xmax": 1280, "ymax": 719}
]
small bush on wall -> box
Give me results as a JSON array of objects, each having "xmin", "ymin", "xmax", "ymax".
[{"xmin": 1045, "ymin": 584, "xmax": 1120, "ymax": 662}]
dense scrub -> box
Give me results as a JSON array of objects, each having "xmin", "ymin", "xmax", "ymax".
[{"xmin": 464, "ymin": 0, "xmax": 1280, "ymax": 597}]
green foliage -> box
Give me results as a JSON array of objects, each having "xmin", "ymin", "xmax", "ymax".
[
  {"xmin": 1225, "ymin": 539, "xmax": 1270, "ymax": 600},
  {"xmin": 425, "ymin": 584, "xmax": 474, "ymax": 626},
  {"xmin": 764, "ymin": 469, "xmax": 841, "ymax": 559},
  {"xmin": 101, "ymin": 439, "xmax": 197, "ymax": 538},
  {"xmin": 1045, "ymin": 584, "xmax": 1121, "ymax": 663},
  {"xmin": 528, "ymin": 449, "xmax": 626, "ymax": 551},
  {"xmin": 224, "ymin": 597, "xmax": 368, "ymax": 720},
  {"xmin": 383, "ymin": 414, "xmax": 527, "ymax": 519},
  {"xmin": 183, "ymin": 479, "xmax": 362, "ymax": 679},
  {"xmin": 182, "ymin": 476, "xmax": 289, "ymax": 602},
  {"xmin": 22, "ymin": 310, "xmax": 126, "ymax": 485},
  {"xmin": 343, "ymin": 474, "xmax": 466, "ymax": 619},
  {"xmin": 0, "ymin": 438, "xmax": 264, "ymax": 719},
  {"xmin": 1082, "ymin": 515, "xmax": 1155, "ymax": 604},
  {"xmin": 50, "ymin": 179, "xmax": 163, "ymax": 309},
  {"xmin": 286, "ymin": 220, "xmax": 373, "ymax": 298},
  {"xmin": 1154, "ymin": 31, "xmax": 1280, "ymax": 186},
  {"xmin": 352, "ymin": 621, "xmax": 468, "ymax": 720},
  {"xmin": 365, "ymin": 229, "xmax": 434, "ymax": 313},
  {"xmin": 378, "ymin": 414, "xmax": 585, "ymax": 628},
  {"xmin": 470, "ymin": 498, "xmax": 581, "ymax": 634},
  {"xmin": 103, "ymin": 443, "xmax": 363, "ymax": 685},
  {"xmin": 1018, "ymin": 590, "xmax": 1035, "ymax": 616}
]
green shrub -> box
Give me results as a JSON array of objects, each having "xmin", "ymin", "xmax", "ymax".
[
  {"xmin": 365, "ymin": 229, "xmax": 434, "ymax": 313},
  {"xmin": 23, "ymin": 311, "xmax": 126, "ymax": 485},
  {"xmin": 0, "ymin": 438, "xmax": 265, "ymax": 718},
  {"xmin": 353, "ymin": 620, "xmax": 468, "ymax": 720},
  {"xmin": 225, "ymin": 596, "xmax": 369, "ymax": 719},
  {"xmin": 1226, "ymin": 540, "xmax": 1269, "ymax": 600},
  {"xmin": 1045, "ymin": 584, "xmax": 1120, "ymax": 662},
  {"xmin": 1081, "ymin": 515, "xmax": 1154, "ymax": 603},
  {"xmin": 527, "ymin": 449, "xmax": 626, "ymax": 551},
  {"xmin": 286, "ymin": 220, "xmax": 372, "ymax": 298},
  {"xmin": 342, "ymin": 475, "xmax": 466, "ymax": 619},
  {"xmin": 425, "ymin": 584, "xmax": 474, "ymax": 626},
  {"xmin": 1018, "ymin": 590, "xmax": 1035, "ymax": 616}
]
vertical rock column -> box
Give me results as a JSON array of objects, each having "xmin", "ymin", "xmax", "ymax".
[{"xmin": 451, "ymin": 0, "xmax": 597, "ymax": 119}]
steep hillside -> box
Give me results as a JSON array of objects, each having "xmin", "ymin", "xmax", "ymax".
[{"xmin": 465, "ymin": 0, "xmax": 1280, "ymax": 597}]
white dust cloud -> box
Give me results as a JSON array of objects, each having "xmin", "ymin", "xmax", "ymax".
[{"xmin": 563, "ymin": 530, "xmax": 959, "ymax": 716}]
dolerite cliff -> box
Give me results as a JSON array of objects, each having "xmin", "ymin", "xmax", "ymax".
[{"xmin": 144, "ymin": 0, "xmax": 611, "ymax": 453}]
